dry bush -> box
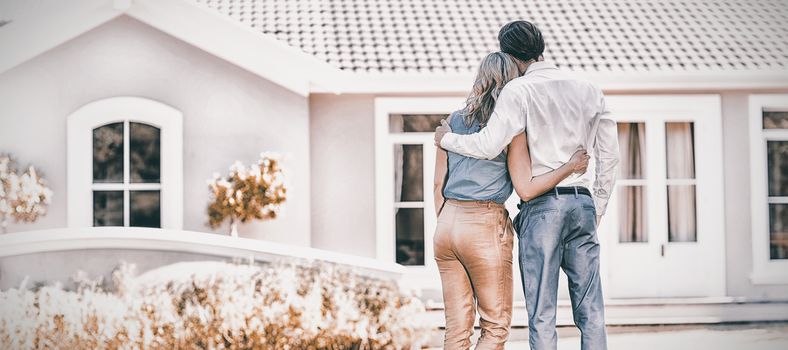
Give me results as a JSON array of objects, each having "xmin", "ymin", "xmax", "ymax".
[{"xmin": 0, "ymin": 261, "xmax": 431, "ymax": 349}]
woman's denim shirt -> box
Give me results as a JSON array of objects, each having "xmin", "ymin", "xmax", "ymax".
[{"xmin": 442, "ymin": 111, "xmax": 513, "ymax": 204}]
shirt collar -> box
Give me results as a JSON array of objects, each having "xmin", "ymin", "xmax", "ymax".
[{"xmin": 523, "ymin": 61, "xmax": 558, "ymax": 76}]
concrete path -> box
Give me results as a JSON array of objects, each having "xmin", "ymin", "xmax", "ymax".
[{"xmin": 428, "ymin": 323, "xmax": 788, "ymax": 350}]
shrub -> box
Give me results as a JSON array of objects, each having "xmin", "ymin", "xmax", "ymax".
[
  {"xmin": 0, "ymin": 153, "xmax": 53, "ymax": 234},
  {"xmin": 207, "ymin": 153, "xmax": 287, "ymax": 235},
  {"xmin": 0, "ymin": 261, "xmax": 431, "ymax": 349}
]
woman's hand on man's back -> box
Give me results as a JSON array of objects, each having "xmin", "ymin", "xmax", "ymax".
[{"xmin": 568, "ymin": 149, "xmax": 591, "ymax": 175}]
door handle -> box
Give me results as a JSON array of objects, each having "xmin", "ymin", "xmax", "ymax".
[{"xmin": 661, "ymin": 244, "xmax": 665, "ymax": 257}]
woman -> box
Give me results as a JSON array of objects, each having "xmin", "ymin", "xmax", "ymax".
[{"xmin": 433, "ymin": 52, "xmax": 589, "ymax": 349}]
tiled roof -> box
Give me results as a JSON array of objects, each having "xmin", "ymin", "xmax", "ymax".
[{"xmin": 194, "ymin": 0, "xmax": 788, "ymax": 73}]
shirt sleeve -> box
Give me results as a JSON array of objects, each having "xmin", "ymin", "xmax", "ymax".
[
  {"xmin": 439, "ymin": 85, "xmax": 526, "ymax": 160},
  {"xmin": 592, "ymin": 91, "xmax": 620, "ymax": 216}
]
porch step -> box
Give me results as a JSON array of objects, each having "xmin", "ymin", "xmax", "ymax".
[{"xmin": 424, "ymin": 297, "xmax": 788, "ymax": 328}]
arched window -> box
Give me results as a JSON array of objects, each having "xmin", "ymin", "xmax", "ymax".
[{"xmin": 67, "ymin": 97, "xmax": 183, "ymax": 229}]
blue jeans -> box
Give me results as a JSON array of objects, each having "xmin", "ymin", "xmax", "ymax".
[{"xmin": 513, "ymin": 188, "xmax": 607, "ymax": 350}]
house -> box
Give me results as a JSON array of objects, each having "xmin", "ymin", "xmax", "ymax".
[{"xmin": 1, "ymin": 0, "xmax": 788, "ymax": 326}]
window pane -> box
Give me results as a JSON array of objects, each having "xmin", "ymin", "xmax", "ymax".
[
  {"xmin": 93, "ymin": 191, "xmax": 123, "ymax": 226},
  {"xmin": 770, "ymin": 204, "xmax": 788, "ymax": 260},
  {"xmin": 93, "ymin": 123, "xmax": 124, "ymax": 183},
  {"xmin": 763, "ymin": 111, "xmax": 788, "ymax": 130},
  {"xmin": 394, "ymin": 144, "xmax": 423, "ymax": 201},
  {"xmin": 130, "ymin": 191, "xmax": 161, "ymax": 228},
  {"xmin": 389, "ymin": 114, "xmax": 447, "ymax": 133},
  {"xmin": 619, "ymin": 186, "xmax": 647, "ymax": 243},
  {"xmin": 395, "ymin": 208, "xmax": 424, "ymax": 265},
  {"xmin": 767, "ymin": 141, "xmax": 788, "ymax": 197},
  {"xmin": 130, "ymin": 122, "xmax": 161, "ymax": 183},
  {"xmin": 617, "ymin": 122, "xmax": 646, "ymax": 179},
  {"xmin": 668, "ymin": 185, "xmax": 697, "ymax": 242},
  {"xmin": 666, "ymin": 122, "xmax": 695, "ymax": 179}
]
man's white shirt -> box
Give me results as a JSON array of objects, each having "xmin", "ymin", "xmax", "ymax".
[{"xmin": 440, "ymin": 61, "xmax": 620, "ymax": 215}]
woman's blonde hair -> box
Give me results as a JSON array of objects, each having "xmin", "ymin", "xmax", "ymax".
[{"xmin": 460, "ymin": 52, "xmax": 521, "ymax": 127}]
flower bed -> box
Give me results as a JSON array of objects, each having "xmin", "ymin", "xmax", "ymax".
[{"xmin": 0, "ymin": 261, "xmax": 431, "ymax": 349}]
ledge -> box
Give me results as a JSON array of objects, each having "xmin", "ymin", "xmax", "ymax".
[{"xmin": 0, "ymin": 227, "xmax": 406, "ymax": 280}]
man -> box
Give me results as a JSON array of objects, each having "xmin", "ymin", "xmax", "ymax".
[{"xmin": 434, "ymin": 21, "xmax": 619, "ymax": 350}]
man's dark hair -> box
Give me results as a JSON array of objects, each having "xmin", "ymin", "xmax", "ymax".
[{"xmin": 498, "ymin": 20, "xmax": 545, "ymax": 63}]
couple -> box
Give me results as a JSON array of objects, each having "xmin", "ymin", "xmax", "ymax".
[{"xmin": 432, "ymin": 21, "xmax": 619, "ymax": 350}]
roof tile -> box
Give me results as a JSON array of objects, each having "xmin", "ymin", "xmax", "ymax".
[{"xmin": 194, "ymin": 0, "xmax": 788, "ymax": 73}]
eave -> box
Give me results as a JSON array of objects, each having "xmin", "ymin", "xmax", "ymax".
[{"xmin": 310, "ymin": 69, "xmax": 788, "ymax": 95}]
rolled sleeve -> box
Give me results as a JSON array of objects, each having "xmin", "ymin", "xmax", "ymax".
[{"xmin": 592, "ymin": 99, "xmax": 620, "ymax": 216}]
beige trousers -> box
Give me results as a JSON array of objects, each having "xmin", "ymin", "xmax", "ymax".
[{"xmin": 434, "ymin": 199, "xmax": 514, "ymax": 350}]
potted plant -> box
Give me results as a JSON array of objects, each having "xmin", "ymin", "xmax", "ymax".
[
  {"xmin": 0, "ymin": 154, "xmax": 53, "ymax": 234},
  {"xmin": 206, "ymin": 152, "xmax": 286, "ymax": 237}
]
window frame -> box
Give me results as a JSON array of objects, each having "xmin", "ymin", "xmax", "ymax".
[
  {"xmin": 374, "ymin": 97, "xmax": 464, "ymax": 273},
  {"xmin": 67, "ymin": 96, "xmax": 183, "ymax": 229},
  {"xmin": 749, "ymin": 94, "xmax": 788, "ymax": 285}
]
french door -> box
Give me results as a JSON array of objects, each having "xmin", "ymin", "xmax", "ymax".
[
  {"xmin": 599, "ymin": 95, "xmax": 726, "ymax": 298},
  {"xmin": 375, "ymin": 98, "xmax": 465, "ymax": 289}
]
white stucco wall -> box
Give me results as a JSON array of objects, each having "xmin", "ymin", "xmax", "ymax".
[
  {"xmin": 0, "ymin": 249, "xmax": 222, "ymax": 291},
  {"xmin": 309, "ymin": 94, "xmax": 377, "ymax": 257},
  {"xmin": 0, "ymin": 16, "xmax": 311, "ymax": 246}
]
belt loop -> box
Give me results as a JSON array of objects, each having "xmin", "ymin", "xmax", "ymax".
[
  {"xmin": 574, "ymin": 186, "xmax": 578, "ymax": 198},
  {"xmin": 553, "ymin": 187, "xmax": 559, "ymax": 199}
]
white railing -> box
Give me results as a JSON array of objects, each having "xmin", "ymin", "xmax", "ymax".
[{"xmin": 0, "ymin": 227, "xmax": 406, "ymax": 280}]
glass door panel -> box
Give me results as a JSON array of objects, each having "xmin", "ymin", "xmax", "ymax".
[
  {"xmin": 766, "ymin": 137, "xmax": 788, "ymax": 259},
  {"xmin": 665, "ymin": 122, "xmax": 697, "ymax": 242},
  {"xmin": 617, "ymin": 122, "xmax": 647, "ymax": 243},
  {"xmin": 394, "ymin": 144, "xmax": 425, "ymax": 265}
]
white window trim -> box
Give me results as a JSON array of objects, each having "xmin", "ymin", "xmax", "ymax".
[
  {"xmin": 67, "ymin": 96, "xmax": 183, "ymax": 229},
  {"xmin": 374, "ymin": 97, "xmax": 464, "ymax": 286},
  {"xmin": 749, "ymin": 94, "xmax": 788, "ymax": 285}
]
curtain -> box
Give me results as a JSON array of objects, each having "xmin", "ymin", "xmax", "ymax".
[
  {"xmin": 394, "ymin": 144, "xmax": 404, "ymax": 203},
  {"xmin": 619, "ymin": 186, "xmax": 647, "ymax": 242},
  {"xmin": 666, "ymin": 123, "xmax": 697, "ymax": 242},
  {"xmin": 618, "ymin": 123, "xmax": 646, "ymax": 180},
  {"xmin": 617, "ymin": 123, "xmax": 647, "ymax": 242},
  {"xmin": 667, "ymin": 186, "xmax": 696, "ymax": 242}
]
